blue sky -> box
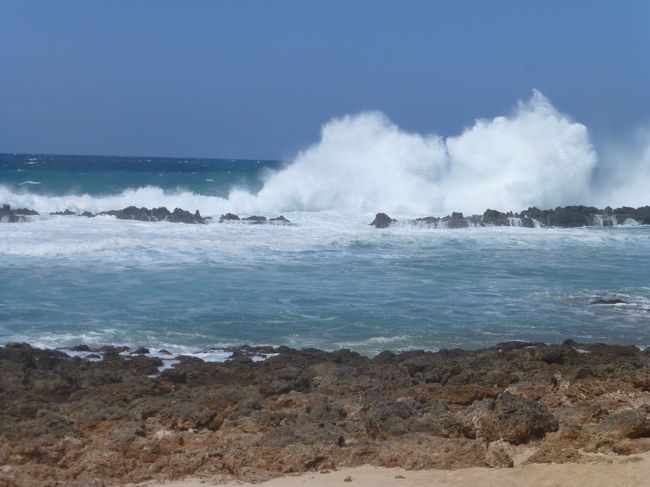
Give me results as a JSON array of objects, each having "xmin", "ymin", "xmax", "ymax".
[{"xmin": 1, "ymin": 0, "xmax": 649, "ymax": 159}]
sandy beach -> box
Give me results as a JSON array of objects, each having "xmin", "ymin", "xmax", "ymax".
[{"xmin": 135, "ymin": 452, "xmax": 650, "ymax": 487}]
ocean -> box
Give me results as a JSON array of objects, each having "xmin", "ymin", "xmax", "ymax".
[{"xmin": 1, "ymin": 152, "xmax": 649, "ymax": 356}]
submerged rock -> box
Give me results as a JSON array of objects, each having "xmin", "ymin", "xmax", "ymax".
[
  {"xmin": 592, "ymin": 299, "xmax": 627, "ymax": 305},
  {"xmin": 243, "ymin": 215, "xmax": 267, "ymax": 224}
]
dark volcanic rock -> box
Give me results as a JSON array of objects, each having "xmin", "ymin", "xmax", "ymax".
[
  {"xmin": 613, "ymin": 206, "xmax": 650, "ymax": 225},
  {"xmin": 370, "ymin": 212, "xmax": 396, "ymax": 228},
  {"xmin": 167, "ymin": 208, "xmax": 206, "ymax": 224},
  {"xmin": 219, "ymin": 212, "xmax": 241, "ymax": 221},
  {"xmin": 1, "ymin": 204, "xmax": 39, "ymax": 222},
  {"xmin": 100, "ymin": 206, "xmax": 206, "ymax": 224},
  {"xmin": 482, "ymin": 209, "xmax": 511, "ymax": 226},
  {"xmin": 444, "ymin": 212, "xmax": 470, "ymax": 228}
]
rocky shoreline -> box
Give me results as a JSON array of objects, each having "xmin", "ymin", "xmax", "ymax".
[{"xmin": 1, "ymin": 340, "xmax": 650, "ymax": 486}]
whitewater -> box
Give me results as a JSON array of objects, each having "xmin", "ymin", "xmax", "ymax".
[{"xmin": 1, "ymin": 91, "xmax": 650, "ymax": 356}]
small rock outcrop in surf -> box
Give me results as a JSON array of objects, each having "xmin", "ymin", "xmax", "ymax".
[
  {"xmin": 99, "ymin": 206, "xmax": 208, "ymax": 224},
  {"xmin": 0, "ymin": 204, "xmax": 39, "ymax": 223},
  {"xmin": 370, "ymin": 212, "xmax": 397, "ymax": 228}
]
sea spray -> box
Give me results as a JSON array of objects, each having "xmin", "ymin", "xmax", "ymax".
[{"xmin": 1, "ymin": 91, "xmax": 650, "ymax": 216}]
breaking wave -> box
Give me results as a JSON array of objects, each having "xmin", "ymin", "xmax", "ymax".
[{"xmin": 1, "ymin": 90, "xmax": 648, "ymax": 216}]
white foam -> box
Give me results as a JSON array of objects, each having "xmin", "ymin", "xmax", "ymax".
[{"xmin": 0, "ymin": 90, "xmax": 630, "ymax": 217}]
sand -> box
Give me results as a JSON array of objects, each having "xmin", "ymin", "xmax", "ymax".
[{"xmin": 135, "ymin": 452, "xmax": 650, "ymax": 487}]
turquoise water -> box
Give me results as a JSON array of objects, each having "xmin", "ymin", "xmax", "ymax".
[{"xmin": 1, "ymin": 154, "xmax": 649, "ymax": 355}]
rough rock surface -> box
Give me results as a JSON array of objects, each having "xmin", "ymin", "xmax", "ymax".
[{"xmin": 1, "ymin": 340, "xmax": 650, "ymax": 486}]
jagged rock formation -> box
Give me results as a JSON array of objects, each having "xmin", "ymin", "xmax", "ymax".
[
  {"xmin": 2, "ymin": 341, "xmax": 650, "ymax": 485},
  {"xmin": 99, "ymin": 206, "xmax": 207, "ymax": 224}
]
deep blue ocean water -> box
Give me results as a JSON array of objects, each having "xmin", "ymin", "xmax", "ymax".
[{"xmin": 1, "ymin": 153, "xmax": 649, "ymax": 356}]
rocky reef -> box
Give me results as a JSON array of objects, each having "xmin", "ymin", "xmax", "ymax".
[
  {"xmin": 1, "ymin": 340, "xmax": 650, "ymax": 485},
  {"xmin": 0, "ymin": 205, "xmax": 294, "ymax": 226},
  {"xmin": 370, "ymin": 205, "xmax": 650, "ymax": 228},
  {"xmin": 218, "ymin": 213, "xmax": 292, "ymax": 224}
]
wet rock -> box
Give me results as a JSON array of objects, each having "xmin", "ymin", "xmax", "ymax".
[
  {"xmin": 131, "ymin": 347, "xmax": 150, "ymax": 355},
  {"xmin": 370, "ymin": 212, "xmax": 396, "ymax": 228},
  {"xmin": 100, "ymin": 206, "xmax": 206, "ymax": 224},
  {"xmin": 270, "ymin": 215, "xmax": 291, "ymax": 224},
  {"xmin": 613, "ymin": 206, "xmax": 650, "ymax": 225},
  {"xmin": 50, "ymin": 209, "xmax": 76, "ymax": 216},
  {"xmin": 219, "ymin": 212, "xmax": 241, "ymax": 221},
  {"xmin": 0, "ymin": 204, "xmax": 39, "ymax": 222},
  {"xmin": 166, "ymin": 208, "xmax": 207, "ymax": 224},
  {"xmin": 444, "ymin": 212, "xmax": 469, "ymax": 229},
  {"xmin": 243, "ymin": 215, "xmax": 267, "ymax": 224},
  {"xmin": 482, "ymin": 209, "xmax": 511, "ymax": 226}
]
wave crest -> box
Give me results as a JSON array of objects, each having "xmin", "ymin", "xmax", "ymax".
[{"xmin": 2, "ymin": 90, "xmax": 649, "ymax": 216}]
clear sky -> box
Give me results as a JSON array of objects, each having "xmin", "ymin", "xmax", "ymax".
[{"xmin": 1, "ymin": 0, "xmax": 649, "ymax": 160}]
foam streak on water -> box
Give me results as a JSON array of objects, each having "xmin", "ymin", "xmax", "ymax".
[{"xmin": 1, "ymin": 215, "xmax": 649, "ymax": 355}]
